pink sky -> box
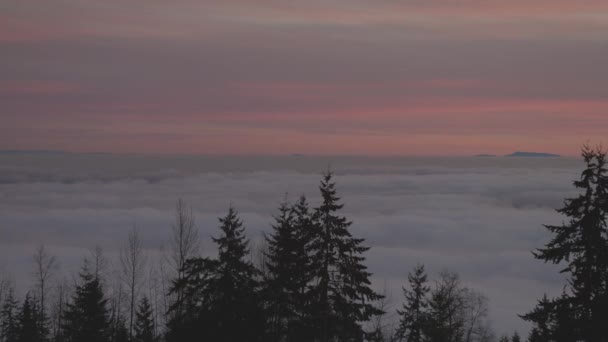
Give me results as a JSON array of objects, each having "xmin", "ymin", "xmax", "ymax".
[{"xmin": 1, "ymin": 0, "xmax": 607, "ymax": 156}]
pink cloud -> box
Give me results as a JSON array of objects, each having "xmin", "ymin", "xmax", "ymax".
[{"xmin": 0, "ymin": 81, "xmax": 82, "ymax": 95}]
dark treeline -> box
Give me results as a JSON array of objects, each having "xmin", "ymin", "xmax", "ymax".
[{"xmin": 1, "ymin": 146, "xmax": 608, "ymax": 342}]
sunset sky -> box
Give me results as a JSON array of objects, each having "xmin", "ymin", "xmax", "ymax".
[{"xmin": 2, "ymin": 0, "xmax": 607, "ymax": 155}]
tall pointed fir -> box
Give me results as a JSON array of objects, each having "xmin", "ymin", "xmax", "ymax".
[
  {"xmin": 395, "ymin": 264, "xmax": 430, "ymax": 342},
  {"xmin": 522, "ymin": 146, "xmax": 608, "ymax": 341},
  {"xmin": 62, "ymin": 260, "xmax": 110, "ymax": 342},
  {"xmin": 165, "ymin": 256, "xmax": 217, "ymax": 342},
  {"xmin": 263, "ymin": 196, "xmax": 315, "ymax": 342},
  {"xmin": 1, "ymin": 288, "xmax": 19, "ymax": 342},
  {"xmin": 17, "ymin": 294, "xmax": 45, "ymax": 342},
  {"xmin": 511, "ymin": 331, "xmax": 521, "ymax": 342},
  {"xmin": 133, "ymin": 297, "xmax": 156, "ymax": 342},
  {"xmin": 425, "ymin": 272, "xmax": 466, "ymax": 342},
  {"xmin": 209, "ymin": 205, "xmax": 264, "ymax": 342},
  {"xmin": 308, "ymin": 170, "xmax": 383, "ymax": 342}
]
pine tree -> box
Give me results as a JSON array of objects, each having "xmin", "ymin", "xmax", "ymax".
[
  {"xmin": 308, "ymin": 170, "xmax": 383, "ymax": 342},
  {"xmin": 1, "ymin": 289, "xmax": 19, "ymax": 342},
  {"xmin": 16, "ymin": 294, "xmax": 44, "ymax": 342},
  {"xmin": 523, "ymin": 146, "xmax": 608, "ymax": 341},
  {"xmin": 395, "ymin": 264, "xmax": 430, "ymax": 342},
  {"xmin": 133, "ymin": 297, "xmax": 155, "ymax": 342},
  {"xmin": 62, "ymin": 260, "xmax": 110, "ymax": 342},
  {"xmin": 511, "ymin": 331, "xmax": 521, "ymax": 342},
  {"xmin": 263, "ymin": 196, "xmax": 315, "ymax": 342}
]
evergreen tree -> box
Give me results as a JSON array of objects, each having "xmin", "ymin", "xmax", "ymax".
[
  {"xmin": 425, "ymin": 271, "xmax": 466, "ymax": 342},
  {"xmin": 521, "ymin": 295, "xmax": 552, "ymax": 342},
  {"xmin": 395, "ymin": 264, "xmax": 430, "ymax": 342},
  {"xmin": 210, "ymin": 206, "xmax": 264, "ymax": 342},
  {"xmin": 62, "ymin": 260, "xmax": 110, "ymax": 342},
  {"xmin": 511, "ymin": 331, "xmax": 521, "ymax": 342},
  {"xmin": 167, "ymin": 206, "xmax": 264, "ymax": 342},
  {"xmin": 16, "ymin": 294, "xmax": 44, "ymax": 342},
  {"xmin": 165, "ymin": 256, "xmax": 217, "ymax": 342},
  {"xmin": 110, "ymin": 317, "xmax": 128, "ymax": 342},
  {"xmin": 291, "ymin": 195, "xmax": 318, "ymax": 342},
  {"xmin": 263, "ymin": 196, "xmax": 315, "ymax": 342},
  {"xmin": 1, "ymin": 289, "xmax": 19, "ymax": 342},
  {"xmin": 308, "ymin": 171, "xmax": 383, "ymax": 342},
  {"xmin": 133, "ymin": 297, "xmax": 155, "ymax": 342},
  {"xmin": 523, "ymin": 146, "xmax": 608, "ymax": 341}
]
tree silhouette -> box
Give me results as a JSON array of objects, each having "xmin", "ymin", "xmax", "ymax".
[
  {"xmin": 165, "ymin": 256, "xmax": 217, "ymax": 342},
  {"xmin": 395, "ymin": 264, "xmax": 430, "ymax": 342},
  {"xmin": 308, "ymin": 170, "xmax": 384, "ymax": 341},
  {"xmin": 523, "ymin": 146, "xmax": 608, "ymax": 341},
  {"xmin": 133, "ymin": 297, "xmax": 155, "ymax": 342},
  {"xmin": 1, "ymin": 288, "xmax": 19, "ymax": 342},
  {"xmin": 62, "ymin": 260, "xmax": 110, "ymax": 342},
  {"xmin": 17, "ymin": 294, "xmax": 45, "ymax": 342},
  {"xmin": 210, "ymin": 206, "xmax": 264, "ymax": 342},
  {"xmin": 263, "ymin": 196, "xmax": 315, "ymax": 342},
  {"xmin": 425, "ymin": 271, "xmax": 466, "ymax": 342}
]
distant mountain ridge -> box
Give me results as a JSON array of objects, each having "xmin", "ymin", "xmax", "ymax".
[
  {"xmin": 505, "ymin": 151, "xmax": 560, "ymax": 158},
  {"xmin": 0, "ymin": 149, "xmax": 68, "ymax": 155},
  {"xmin": 474, "ymin": 151, "xmax": 561, "ymax": 158}
]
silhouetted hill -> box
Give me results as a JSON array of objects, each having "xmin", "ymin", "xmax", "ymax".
[
  {"xmin": 505, "ymin": 151, "xmax": 560, "ymax": 158},
  {"xmin": 0, "ymin": 149, "xmax": 68, "ymax": 155}
]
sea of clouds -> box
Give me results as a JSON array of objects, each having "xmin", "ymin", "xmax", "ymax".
[{"xmin": 0, "ymin": 153, "xmax": 583, "ymax": 336}]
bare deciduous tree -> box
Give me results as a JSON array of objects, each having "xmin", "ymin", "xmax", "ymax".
[
  {"xmin": 0, "ymin": 271, "xmax": 11, "ymax": 305},
  {"xmin": 33, "ymin": 245, "xmax": 58, "ymax": 325},
  {"xmin": 148, "ymin": 260, "xmax": 161, "ymax": 337},
  {"xmin": 90, "ymin": 245, "xmax": 107, "ymax": 281},
  {"xmin": 369, "ymin": 281, "xmax": 395, "ymax": 342},
  {"xmin": 463, "ymin": 289, "xmax": 494, "ymax": 342},
  {"xmin": 50, "ymin": 277, "xmax": 70, "ymax": 342},
  {"xmin": 169, "ymin": 199, "xmax": 199, "ymax": 308},
  {"xmin": 120, "ymin": 226, "xmax": 146, "ymax": 340}
]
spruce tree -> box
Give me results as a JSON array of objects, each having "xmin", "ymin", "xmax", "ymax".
[
  {"xmin": 133, "ymin": 297, "xmax": 155, "ymax": 342},
  {"xmin": 264, "ymin": 200, "xmax": 296, "ymax": 342},
  {"xmin": 210, "ymin": 205, "xmax": 264, "ymax": 342},
  {"xmin": 165, "ymin": 256, "xmax": 217, "ymax": 342},
  {"xmin": 523, "ymin": 146, "xmax": 608, "ymax": 341},
  {"xmin": 395, "ymin": 264, "xmax": 430, "ymax": 342},
  {"xmin": 62, "ymin": 260, "xmax": 110, "ymax": 342},
  {"xmin": 425, "ymin": 271, "xmax": 466, "ymax": 342},
  {"xmin": 521, "ymin": 295, "xmax": 552, "ymax": 342},
  {"xmin": 110, "ymin": 317, "xmax": 129, "ymax": 342},
  {"xmin": 263, "ymin": 196, "xmax": 315, "ymax": 342},
  {"xmin": 308, "ymin": 171, "xmax": 383, "ymax": 342},
  {"xmin": 1, "ymin": 289, "xmax": 19, "ymax": 342},
  {"xmin": 17, "ymin": 294, "xmax": 44, "ymax": 342}
]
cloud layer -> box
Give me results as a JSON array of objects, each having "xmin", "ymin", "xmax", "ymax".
[
  {"xmin": 1, "ymin": 1, "xmax": 607, "ymax": 155},
  {"xmin": 0, "ymin": 153, "xmax": 584, "ymax": 335}
]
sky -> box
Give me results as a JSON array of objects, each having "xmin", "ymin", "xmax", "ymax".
[
  {"xmin": 0, "ymin": 153, "xmax": 581, "ymax": 336},
  {"xmin": 2, "ymin": 0, "xmax": 608, "ymax": 155}
]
